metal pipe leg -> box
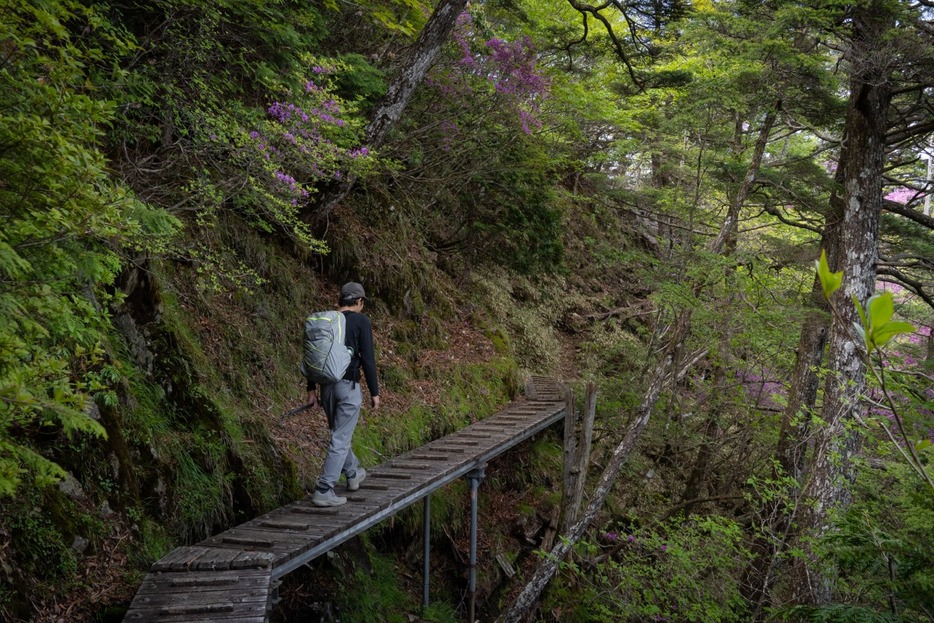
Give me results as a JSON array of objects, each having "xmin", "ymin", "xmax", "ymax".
[
  {"xmin": 423, "ymin": 494, "xmax": 431, "ymax": 609},
  {"xmin": 466, "ymin": 467, "xmax": 485, "ymax": 623}
]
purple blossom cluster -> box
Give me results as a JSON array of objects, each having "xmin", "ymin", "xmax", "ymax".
[
  {"xmin": 485, "ymin": 37, "xmax": 550, "ymax": 99},
  {"xmin": 885, "ymin": 187, "xmax": 918, "ymax": 204},
  {"xmin": 736, "ymin": 369, "xmax": 786, "ymax": 410},
  {"xmin": 447, "ymin": 14, "xmax": 551, "ymax": 134},
  {"xmin": 267, "ymin": 101, "xmax": 346, "ymax": 128},
  {"xmin": 240, "ymin": 68, "xmax": 374, "ymax": 207}
]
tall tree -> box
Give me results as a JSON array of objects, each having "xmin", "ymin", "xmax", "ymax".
[{"xmin": 784, "ymin": 0, "xmax": 934, "ymax": 607}]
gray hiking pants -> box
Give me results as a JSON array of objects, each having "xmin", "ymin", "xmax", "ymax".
[{"xmin": 317, "ymin": 379, "xmax": 362, "ymax": 491}]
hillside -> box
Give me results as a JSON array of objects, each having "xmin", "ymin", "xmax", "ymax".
[{"xmin": 2, "ymin": 1, "xmax": 933, "ymax": 622}]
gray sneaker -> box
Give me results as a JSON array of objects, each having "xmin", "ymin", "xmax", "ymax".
[
  {"xmin": 346, "ymin": 467, "xmax": 367, "ymax": 491},
  {"xmin": 313, "ymin": 489, "xmax": 347, "ymax": 507}
]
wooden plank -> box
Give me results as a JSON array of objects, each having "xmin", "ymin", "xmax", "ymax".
[
  {"xmin": 189, "ymin": 547, "xmax": 252, "ymax": 571},
  {"xmin": 230, "ymin": 551, "xmax": 277, "ymax": 570},
  {"xmin": 422, "ymin": 445, "xmax": 465, "ymax": 452},
  {"xmin": 388, "ymin": 462, "xmax": 431, "ymax": 469},
  {"xmin": 259, "ymin": 519, "xmax": 310, "ymax": 531},
  {"xmin": 125, "ymin": 601, "xmax": 267, "ymax": 623},
  {"xmin": 369, "ymin": 471, "xmax": 413, "ymax": 480},
  {"xmin": 126, "ymin": 570, "xmax": 271, "ymax": 622},
  {"xmin": 137, "ymin": 570, "xmax": 270, "ymax": 592},
  {"xmin": 151, "ymin": 547, "xmax": 214, "ymax": 572}
]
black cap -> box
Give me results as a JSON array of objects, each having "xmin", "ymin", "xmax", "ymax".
[{"xmin": 341, "ymin": 282, "xmax": 367, "ymax": 301}]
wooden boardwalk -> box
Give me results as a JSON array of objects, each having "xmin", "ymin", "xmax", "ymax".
[{"xmin": 124, "ymin": 377, "xmax": 566, "ymax": 622}]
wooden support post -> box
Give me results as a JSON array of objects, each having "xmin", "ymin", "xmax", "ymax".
[
  {"xmin": 561, "ymin": 387, "xmax": 579, "ymax": 530},
  {"xmin": 561, "ymin": 383, "xmax": 597, "ymax": 534}
]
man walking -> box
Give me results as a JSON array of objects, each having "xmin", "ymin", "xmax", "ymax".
[{"xmin": 308, "ymin": 282, "xmax": 380, "ymax": 507}]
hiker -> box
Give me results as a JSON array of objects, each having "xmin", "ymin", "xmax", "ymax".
[{"xmin": 308, "ymin": 282, "xmax": 380, "ymax": 507}]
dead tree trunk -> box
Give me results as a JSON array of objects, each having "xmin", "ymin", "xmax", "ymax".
[
  {"xmin": 496, "ymin": 315, "xmax": 703, "ymax": 623},
  {"xmin": 561, "ymin": 382, "xmax": 597, "ymax": 534}
]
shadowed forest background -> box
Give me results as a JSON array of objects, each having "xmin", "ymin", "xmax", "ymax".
[{"xmin": 1, "ymin": 0, "xmax": 933, "ymax": 621}]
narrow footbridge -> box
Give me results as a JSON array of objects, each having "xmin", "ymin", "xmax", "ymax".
[{"xmin": 124, "ymin": 377, "xmax": 566, "ymax": 622}]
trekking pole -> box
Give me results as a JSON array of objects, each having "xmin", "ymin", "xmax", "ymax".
[{"xmin": 281, "ymin": 402, "xmax": 315, "ymax": 419}]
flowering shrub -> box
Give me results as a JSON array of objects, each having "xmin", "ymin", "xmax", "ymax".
[
  {"xmin": 226, "ymin": 58, "xmax": 376, "ymax": 252},
  {"xmin": 445, "ymin": 13, "xmax": 551, "ymax": 134}
]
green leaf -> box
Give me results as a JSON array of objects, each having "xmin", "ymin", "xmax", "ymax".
[
  {"xmin": 866, "ymin": 292, "xmax": 894, "ymax": 330},
  {"xmin": 815, "ymin": 249, "xmax": 843, "ymax": 299},
  {"xmin": 915, "ymin": 439, "xmax": 932, "ymax": 453},
  {"xmin": 871, "ymin": 321, "xmax": 916, "ymax": 348}
]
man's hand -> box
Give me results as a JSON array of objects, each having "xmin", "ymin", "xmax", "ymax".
[
  {"xmin": 371, "ymin": 395, "xmax": 380, "ymax": 410},
  {"xmin": 307, "ymin": 391, "xmax": 319, "ymax": 409}
]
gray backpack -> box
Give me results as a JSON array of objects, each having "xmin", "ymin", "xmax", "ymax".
[{"xmin": 301, "ymin": 311, "xmax": 352, "ymax": 385}]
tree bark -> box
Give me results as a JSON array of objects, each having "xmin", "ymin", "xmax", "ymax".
[
  {"xmin": 793, "ymin": 2, "xmax": 893, "ymax": 605},
  {"xmin": 561, "ymin": 383, "xmax": 597, "ymax": 533}
]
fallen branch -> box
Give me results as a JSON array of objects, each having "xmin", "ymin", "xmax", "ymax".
[{"xmin": 496, "ymin": 313, "xmax": 694, "ymax": 623}]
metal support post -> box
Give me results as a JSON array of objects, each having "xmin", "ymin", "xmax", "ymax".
[
  {"xmin": 466, "ymin": 466, "xmax": 486, "ymax": 623},
  {"xmin": 423, "ymin": 494, "xmax": 431, "ymax": 608}
]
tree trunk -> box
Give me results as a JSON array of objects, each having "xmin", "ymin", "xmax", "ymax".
[
  {"xmin": 792, "ymin": 2, "xmax": 893, "ymax": 606},
  {"xmin": 561, "ymin": 383, "xmax": 597, "ymax": 533}
]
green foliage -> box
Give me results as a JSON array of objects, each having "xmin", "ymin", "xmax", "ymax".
[
  {"xmin": 852, "ymin": 292, "xmax": 916, "ymax": 352},
  {"xmin": 336, "ymin": 550, "xmax": 415, "ymax": 623},
  {"xmin": 471, "ymin": 269, "xmax": 570, "ymax": 373},
  {"xmin": 0, "ymin": 0, "xmax": 179, "ymax": 496},
  {"xmin": 354, "ymin": 355, "xmax": 518, "ymax": 466},
  {"xmin": 421, "ymin": 600, "xmax": 460, "ymax": 623},
  {"xmin": 0, "ymin": 490, "xmax": 78, "ymax": 583},
  {"xmin": 817, "ymin": 250, "xmax": 844, "ymax": 300},
  {"xmin": 778, "ymin": 462, "xmax": 934, "ymax": 622},
  {"xmin": 562, "ymin": 515, "xmax": 751, "ymax": 622}
]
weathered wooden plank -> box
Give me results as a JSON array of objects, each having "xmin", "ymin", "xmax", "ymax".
[
  {"xmin": 126, "ymin": 569, "xmax": 271, "ymax": 622},
  {"xmin": 188, "ymin": 547, "xmax": 252, "ymax": 571},
  {"xmin": 151, "ymin": 547, "xmax": 215, "ymax": 572},
  {"xmin": 230, "ymin": 551, "xmax": 277, "ymax": 570},
  {"xmin": 388, "ymin": 462, "xmax": 431, "ymax": 469},
  {"xmin": 368, "ymin": 471, "xmax": 413, "ymax": 480},
  {"xmin": 137, "ymin": 570, "xmax": 269, "ymax": 593},
  {"xmin": 125, "ymin": 601, "xmax": 267, "ymax": 623}
]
